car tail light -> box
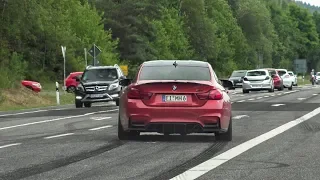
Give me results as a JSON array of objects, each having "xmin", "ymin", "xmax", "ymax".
[
  {"xmin": 196, "ymin": 89, "xmax": 223, "ymax": 100},
  {"xmin": 127, "ymin": 87, "xmax": 153, "ymax": 99},
  {"xmin": 265, "ymin": 76, "xmax": 270, "ymax": 80}
]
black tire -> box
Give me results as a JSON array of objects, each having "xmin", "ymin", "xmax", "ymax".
[
  {"xmin": 278, "ymin": 85, "xmax": 284, "ymax": 91},
  {"xmin": 115, "ymin": 99, "xmax": 119, "ymax": 106},
  {"xmin": 288, "ymin": 83, "xmax": 293, "ymax": 90},
  {"xmin": 216, "ymin": 117, "xmax": 232, "ymax": 141},
  {"xmin": 67, "ymin": 86, "xmax": 76, "ymax": 93},
  {"xmin": 118, "ymin": 115, "xmax": 139, "ymax": 140},
  {"xmin": 84, "ymin": 102, "xmax": 92, "ymax": 108},
  {"xmin": 75, "ymin": 100, "xmax": 83, "ymax": 108},
  {"xmin": 242, "ymin": 89, "xmax": 249, "ymax": 94}
]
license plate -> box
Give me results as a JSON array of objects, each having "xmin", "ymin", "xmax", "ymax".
[
  {"xmin": 162, "ymin": 95, "xmax": 187, "ymax": 102},
  {"xmin": 90, "ymin": 94, "xmax": 104, "ymax": 98},
  {"xmin": 252, "ymin": 84, "xmax": 261, "ymax": 87}
]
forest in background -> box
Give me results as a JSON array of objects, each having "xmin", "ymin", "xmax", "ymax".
[{"xmin": 1, "ymin": 0, "xmax": 320, "ymax": 88}]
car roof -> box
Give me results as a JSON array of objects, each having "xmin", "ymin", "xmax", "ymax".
[
  {"xmin": 86, "ymin": 66, "xmax": 117, "ymax": 70},
  {"xmin": 276, "ymin": 69, "xmax": 287, "ymax": 71},
  {"xmin": 247, "ymin": 69, "xmax": 268, "ymax": 72},
  {"xmin": 264, "ymin": 68, "xmax": 276, "ymax": 70},
  {"xmin": 142, "ymin": 60, "xmax": 209, "ymax": 67}
]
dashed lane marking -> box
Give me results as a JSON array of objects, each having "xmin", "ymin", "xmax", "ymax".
[
  {"xmin": 91, "ymin": 117, "xmax": 112, "ymax": 121},
  {"xmin": 237, "ymin": 100, "xmax": 245, "ymax": 103},
  {"xmin": 0, "ymin": 143, "xmax": 21, "ymax": 149},
  {"xmin": 297, "ymin": 98, "xmax": 306, "ymax": 100},
  {"xmin": 89, "ymin": 125, "xmax": 113, "ymax": 131},
  {"xmin": 0, "ymin": 109, "xmax": 119, "ymax": 131},
  {"xmin": 44, "ymin": 133, "xmax": 74, "ymax": 139},
  {"xmin": 271, "ymin": 104, "xmax": 285, "ymax": 107},
  {"xmin": 233, "ymin": 115, "xmax": 249, "ymax": 120}
]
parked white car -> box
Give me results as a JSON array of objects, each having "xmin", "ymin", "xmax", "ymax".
[
  {"xmin": 242, "ymin": 69, "xmax": 274, "ymax": 93},
  {"xmin": 287, "ymin": 71, "xmax": 298, "ymax": 86},
  {"xmin": 315, "ymin": 72, "xmax": 320, "ymax": 84},
  {"xmin": 276, "ymin": 69, "xmax": 294, "ymax": 90}
]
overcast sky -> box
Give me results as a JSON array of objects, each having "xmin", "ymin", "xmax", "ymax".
[{"xmin": 299, "ymin": 0, "xmax": 320, "ymax": 6}]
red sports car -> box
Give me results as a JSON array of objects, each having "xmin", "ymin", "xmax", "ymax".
[
  {"xmin": 21, "ymin": 80, "xmax": 42, "ymax": 93},
  {"xmin": 118, "ymin": 60, "xmax": 233, "ymax": 141}
]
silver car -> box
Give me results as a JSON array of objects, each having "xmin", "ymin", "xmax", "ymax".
[{"xmin": 242, "ymin": 69, "xmax": 274, "ymax": 93}]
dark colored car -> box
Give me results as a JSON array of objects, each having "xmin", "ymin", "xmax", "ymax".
[
  {"xmin": 265, "ymin": 68, "xmax": 284, "ymax": 91},
  {"xmin": 118, "ymin": 60, "xmax": 233, "ymax": 141},
  {"xmin": 74, "ymin": 65, "xmax": 125, "ymax": 108},
  {"xmin": 228, "ymin": 70, "xmax": 247, "ymax": 89}
]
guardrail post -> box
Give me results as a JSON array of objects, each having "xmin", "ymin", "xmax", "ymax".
[{"xmin": 56, "ymin": 82, "xmax": 60, "ymax": 105}]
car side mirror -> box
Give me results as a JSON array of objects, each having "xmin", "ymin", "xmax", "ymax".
[
  {"xmin": 119, "ymin": 76, "xmax": 126, "ymax": 80},
  {"xmin": 119, "ymin": 78, "xmax": 132, "ymax": 86},
  {"xmin": 220, "ymin": 79, "xmax": 233, "ymax": 89}
]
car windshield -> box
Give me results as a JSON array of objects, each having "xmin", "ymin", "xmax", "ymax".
[
  {"xmin": 230, "ymin": 71, "xmax": 246, "ymax": 77},
  {"xmin": 138, "ymin": 66, "xmax": 211, "ymax": 81},
  {"xmin": 81, "ymin": 68, "xmax": 118, "ymax": 81},
  {"xmin": 277, "ymin": 70, "xmax": 286, "ymax": 76},
  {"xmin": 288, "ymin": 72, "xmax": 294, "ymax": 76},
  {"xmin": 246, "ymin": 71, "xmax": 266, "ymax": 76},
  {"xmin": 317, "ymin": 72, "xmax": 320, "ymax": 76}
]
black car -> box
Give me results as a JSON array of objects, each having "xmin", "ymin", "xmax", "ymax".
[
  {"xmin": 74, "ymin": 65, "xmax": 125, "ymax": 108},
  {"xmin": 228, "ymin": 70, "xmax": 247, "ymax": 89}
]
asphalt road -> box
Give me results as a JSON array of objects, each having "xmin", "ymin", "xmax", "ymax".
[{"xmin": 1, "ymin": 84, "xmax": 320, "ymax": 180}]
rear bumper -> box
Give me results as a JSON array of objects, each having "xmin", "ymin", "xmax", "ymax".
[
  {"xmin": 242, "ymin": 82, "xmax": 272, "ymax": 90},
  {"xmin": 283, "ymin": 79, "xmax": 292, "ymax": 87},
  {"xmin": 121, "ymin": 100, "xmax": 231, "ymax": 133}
]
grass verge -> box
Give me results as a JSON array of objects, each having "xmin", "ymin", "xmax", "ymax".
[{"xmin": 0, "ymin": 83, "xmax": 74, "ymax": 112}]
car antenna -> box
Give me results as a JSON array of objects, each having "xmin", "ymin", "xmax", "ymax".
[{"xmin": 173, "ymin": 61, "xmax": 178, "ymax": 68}]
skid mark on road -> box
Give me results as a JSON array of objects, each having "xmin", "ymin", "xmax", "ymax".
[{"xmin": 0, "ymin": 140, "xmax": 124, "ymax": 180}]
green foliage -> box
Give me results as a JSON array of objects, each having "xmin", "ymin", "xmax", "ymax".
[{"xmin": 2, "ymin": 0, "xmax": 320, "ymax": 89}]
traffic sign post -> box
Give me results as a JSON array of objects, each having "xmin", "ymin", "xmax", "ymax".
[
  {"xmin": 61, "ymin": 46, "xmax": 66, "ymax": 91},
  {"xmin": 88, "ymin": 44, "xmax": 101, "ymax": 66}
]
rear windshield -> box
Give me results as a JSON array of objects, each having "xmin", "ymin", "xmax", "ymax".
[
  {"xmin": 277, "ymin": 70, "xmax": 286, "ymax": 76},
  {"xmin": 231, "ymin": 71, "xmax": 246, "ymax": 77},
  {"xmin": 246, "ymin": 71, "xmax": 266, "ymax": 76},
  {"xmin": 317, "ymin": 72, "xmax": 320, "ymax": 76},
  {"xmin": 138, "ymin": 66, "xmax": 211, "ymax": 81},
  {"xmin": 288, "ymin": 72, "xmax": 294, "ymax": 76}
]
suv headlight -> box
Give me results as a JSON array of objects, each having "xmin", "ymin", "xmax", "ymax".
[{"xmin": 108, "ymin": 83, "xmax": 119, "ymax": 90}]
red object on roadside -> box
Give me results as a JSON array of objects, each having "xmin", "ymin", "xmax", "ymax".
[{"xmin": 21, "ymin": 80, "xmax": 42, "ymax": 93}]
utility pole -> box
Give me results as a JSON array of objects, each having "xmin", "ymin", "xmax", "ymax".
[
  {"xmin": 2, "ymin": 0, "xmax": 8, "ymax": 19},
  {"xmin": 84, "ymin": 48, "xmax": 87, "ymax": 67}
]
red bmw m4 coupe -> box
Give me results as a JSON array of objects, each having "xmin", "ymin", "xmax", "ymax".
[{"xmin": 118, "ymin": 60, "xmax": 233, "ymax": 141}]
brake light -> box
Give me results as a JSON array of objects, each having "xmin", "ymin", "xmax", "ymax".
[
  {"xmin": 196, "ymin": 89, "xmax": 223, "ymax": 100},
  {"xmin": 127, "ymin": 87, "xmax": 153, "ymax": 99}
]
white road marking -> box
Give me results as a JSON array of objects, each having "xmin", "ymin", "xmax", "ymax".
[
  {"xmin": 91, "ymin": 117, "xmax": 112, "ymax": 121},
  {"xmin": 0, "ymin": 110, "xmax": 48, "ymax": 117},
  {"xmin": 313, "ymin": 94, "xmax": 318, "ymax": 96},
  {"xmin": 270, "ymin": 94, "xmax": 275, "ymax": 96},
  {"xmin": 0, "ymin": 143, "xmax": 21, "ymax": 149},
  {"xmin": 277, "ymin": 93, "xmax": 283, "ymax": 95},
  {"xmin": 264, "ymin": 96, "xmax": 269, "ymax": 98},
  {"xmin": 0, "ymin": 109, "xmax": 118, "ymax": 131},
  {"xmin": 248, "ymin": 98, "xmax": 255, "ymax": 101},
  {"xmin": 271, "ymin": 104, "xmax": 285, "ymax": 107},
  {"xmin": 89, "ymin": 125, "xmax": 113, "ymax": 131},
  {"xmin": 256, "ymin": 97, "xmax": 262, "ymax": 99},
  {"xmin": 297, "ymin": 98, "xmax": 306, "ymax": 100},
  {"xmin": 170, "ymin": 107, "xmax": 320, "ymax": 180},
  {"xmin": 237, "ymin": 100, "xmax": 245, "ymax": 103},
  {"xmin": 44, "ymin": 133, "xmax": 74, "ymax": 139},
  {"xmin": 233, "ymin": 115, "xmax": 249, "ymax": 120}
]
